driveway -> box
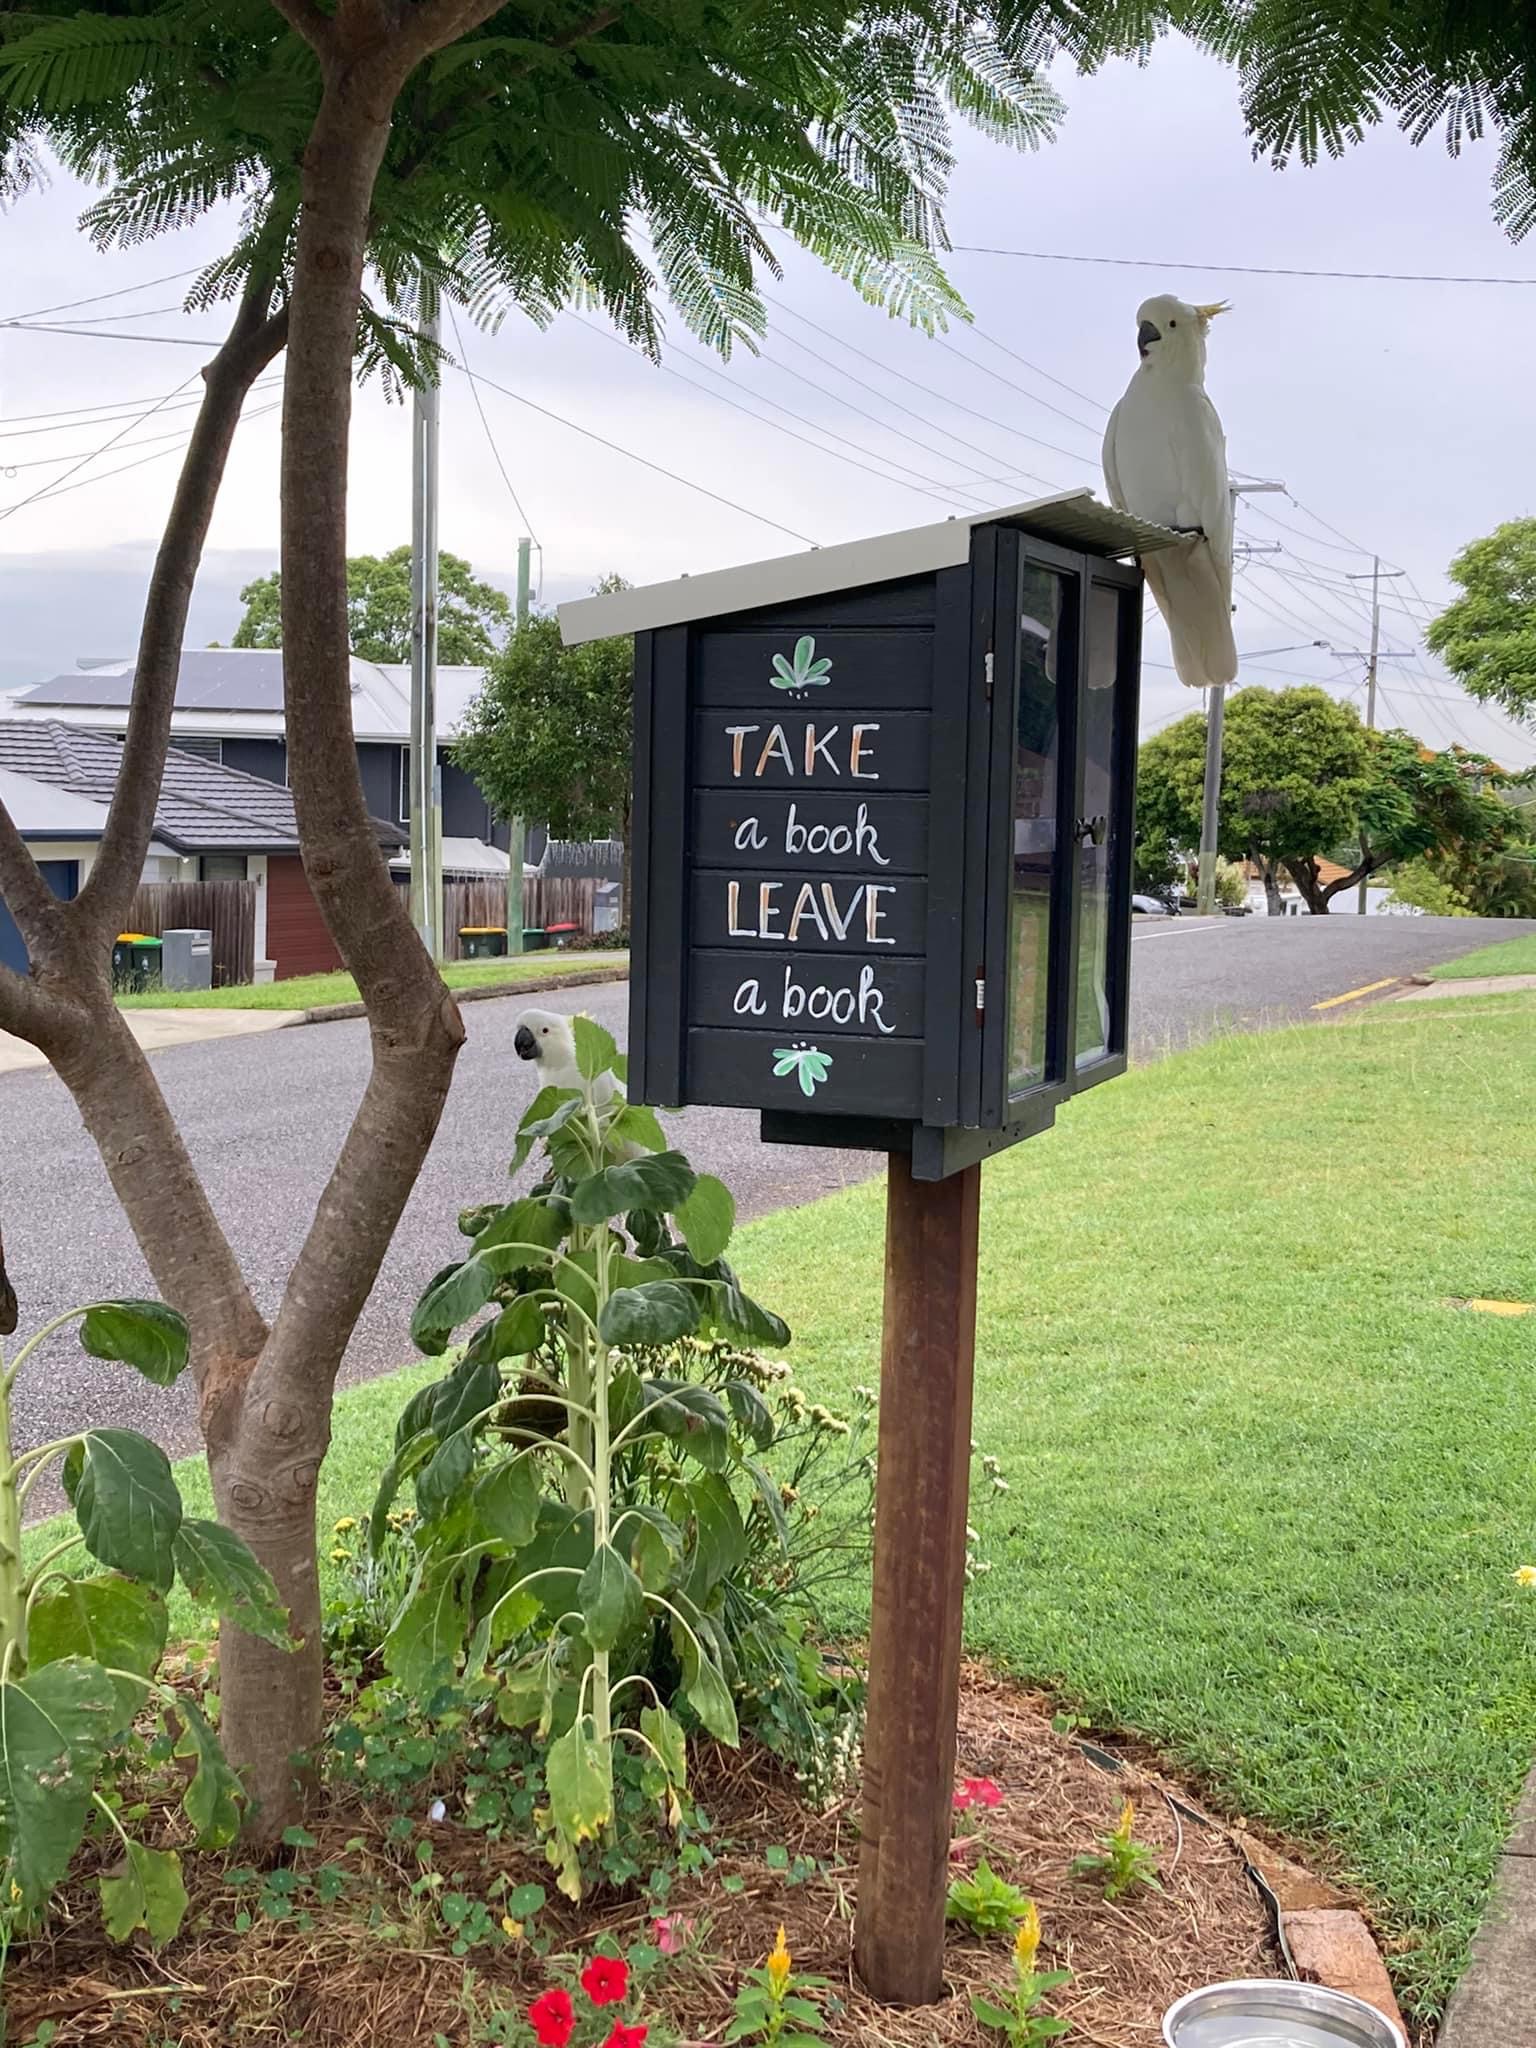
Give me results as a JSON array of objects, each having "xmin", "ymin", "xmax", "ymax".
[{"xmin": 5, "ymin": 911, "xmax": 1530, "ymax": 1478}]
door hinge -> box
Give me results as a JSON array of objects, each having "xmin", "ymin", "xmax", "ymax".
[
  {"xmin": 984, "ymin": 648, "xmax": 994, "ymax": 699},
  {"xmin": 974, "ymin": 973, "xmax": 986, "ymax": 1024}
]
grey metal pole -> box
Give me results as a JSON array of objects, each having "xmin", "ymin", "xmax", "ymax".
[
  {"xmin": 409, "ymin": 289, "xmax": 443, "ymax": 959},
  {"xmin": 504, "ymin": 536, "xmax": 532, "ymax": 955},
  {"xmin": 1358, "ymin": 557, "xmax": 1381, "ymax": 916},
  {"xmin": 1196, "ymin": 683, "xmax": 1225, "ymax": 915}
]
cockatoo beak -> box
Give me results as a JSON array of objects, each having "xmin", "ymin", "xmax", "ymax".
[
  {"xmin": 1137, "ymin": 318, "xmax": 1160, "ymax": 357},
  {"xmin": 513, "ymin": 1024, "xmax": 539, "ymax": 1060}
]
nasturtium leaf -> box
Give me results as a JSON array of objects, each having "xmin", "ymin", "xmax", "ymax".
[
  {"xmin": 675, "ymin": 1175, "xmax": 735, "ymax": 1265},
  {"xmin": 64, "ymin": 1429, "xmax": 182, "ymax": 1592},
  {"xmin": 571, "ymin": 1014, "xmax": 619, "ymax": 1082},
  {"xmin": 410, "ymin": 1257, "xmax": 496, "ymax": 1353},
  {"xmin": 619, "ymin": 1504, "xmax": 685, "ymax": 1593},
  {"xmin": 599, "ymin": 1283, "xmax": 700, "ymax": 1348},
  {"xmin": 511, "ymin": 1086, "xmax": 582, "ymax": 1178},
  {"xmin": 507, "ymin": 1881, "xmax": 548, "ymax": 1919},
  {"xmin": 546, "ymin": 1719, "xmax": 613, "ymax": 1843},
  {"xmin": 384, "ymin": 1558, "xmax": 473, "ymax": 1692},
  {"xmin": 415, "ymin": 1422, "xmax": 478, "ymax": 1523},
  {"xmin": 100, "ymin": 1840, "xmax": 187, "ymax": 1947},
  {"xmin": 570, "ymin": 1151, "xmax": 696, "ymax": 1228},
  {"xmin": 28, "ymin": 1574, "xmax": 167, "ymax": 1727},
  {"xmin": 640, "ymin": 1703, "xmax": 688, "ymax": 1789},
  {"xmin": 683, "ymin": 1474, "xmax": 748, "ymax": 1598},
  {"xmin": 475, "ymin": 1195, "xmax": 568, "ymax": 1257},
  {"xmin": 473, "ymin": 1453, "xmax": 542, "ymax": 1550},
  {"xmin": 0, "ymin": 1658, "xmax": 120, "ymax": 1908},
  {"xmin": 173, "ymin": 1519, "xmax": 291, "ymax": 1648},
  {"xmin": 578, "ymin": 1540, "xmax": 644, "ymax": 1652},
  {"xmin": 612, "ymin": 1103, "xmax": 667, "ymax": 1155},
  {"xmin": 175, "ymin": 1695, "xmax": 243, "ymax": 1848},
  {"xmin": 80, "ymin": 1300, "xmax": 189, "ymax": 1387},
  {"xmin": 370, "ymin": 1428, "xmax": 436, "ymax": 1554},
  {"xmin": 724, "ymin": 1378, "xmax": 776, "ymax": 1450}
]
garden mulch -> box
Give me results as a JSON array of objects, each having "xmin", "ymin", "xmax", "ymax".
[{"xmin": 6, "ymin": 1668, "xmax": 1281, "ymax": 2048}]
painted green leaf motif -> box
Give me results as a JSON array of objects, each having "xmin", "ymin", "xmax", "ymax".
[
  {"xmin": 80, "ymin": 1300, "xmax": 189, "ymax": 1387},
  {"xmin": 65, "ymin": 1429, "xmax": 182, "ymax": 1592},
  {"xmin": 173, "ymin": 1520, "xmax": 291, "ymax": 1649},
  {"xmin": 578, "ymin": 1540, "xmax": 645, "ymax": 1652},
  {"xmin": 28, "ymin": 1574, "xmax": 167, "ymax": 1727},
  {"xmin": 771, "ymin": 635, "xmax": 833, "ymax": 690},
  {"xmin": 569, "ymin": 1150, "xmax": 696, "ymax": 1227},
  {"xmin": 0, "ymin": 1658, "xmax": 120, "ymax": 1908},
  {"xmin": 572, "ymin": 1014, "xmax": 619, "ymax": 1081},
  {"xmin": 771, "ymin": 1045, "xmax": 833, "ymax": 1098},
  {"xmin": 675, "ymin": 1174, "xmax": 735, "ymax": 1265},
  {"xmin": 640, "ymin": 1703, "xmax": 687, "ymax": 1788},
  {"xmin": 599, "ymin": 1282, "xmax": 701, "ymax": 1347},
  {"xmin": 100, "ymin": 1840, "xmax": 187, "ymax": 1947},
  {"xmin": 546, "ymin": 1719, "xmax": 613, "ymax": 1843},
  {"xmin": 794, "ymin": 635, "xmax": 815, "ymax": 668},
  {"xmin": 175, "ymin": 1695, "xmax": 243, "ymax": 1848}
]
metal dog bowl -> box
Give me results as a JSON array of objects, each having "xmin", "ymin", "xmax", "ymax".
[{"xmin": 1163, "ymin": 1980, "xmax": 1406, "ymax": 2048}]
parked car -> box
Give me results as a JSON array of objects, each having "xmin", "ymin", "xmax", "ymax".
[{"xmin": 1131, "ymin": 893, "xmax": 1180, "ymax": 917}]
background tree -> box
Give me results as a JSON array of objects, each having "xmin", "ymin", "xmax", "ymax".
[
  {"xmin": 1, "ymin": 0, "xmax": 1156, "ymax": 1833},
  {"xmin": 455, "ymin": 584, "xmax": 634, "ymax": 912},
  {"xmin": 233, "ymin": 546, "xmax": 513, "ymax": 664},
  {"xmin": 1425, "ymin": 518, "xmax": 1536, "ymax": 725}
]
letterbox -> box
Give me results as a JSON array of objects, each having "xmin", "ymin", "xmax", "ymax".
[{"xmin": 559, "ymin": 490, "xmax": 1178, "ymax": 1179}]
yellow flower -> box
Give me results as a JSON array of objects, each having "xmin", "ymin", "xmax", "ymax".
[
  {"xmin": 330, "ymin": 1547, "xmax": 352, "ymax": 1564},
  {"xmin": 1515, "ymin": 1566, "xmax": 1536, "ymax": 1589},
  {"xmin": 1014, "ymin": 1900, "xmax": 1041, "ymax": 1976},
  {"xmin": 1116, "ymin": 1796, "xmax": 1135, "ymax": 1841},
  {"xmin": 333, "ymin": 1517, "xmax": 358, "ymax": 1535},
  {"xmin": 9, "ymin": 1880, "xmax": 22, "ymax": 1906},
  {"xmin": 501, "ymin": 1916, "xmax": 524, "ymax": 1940},
  {"xmin": 766, "ymin": 1926, "xmax": 792, "ymax": 1997}
]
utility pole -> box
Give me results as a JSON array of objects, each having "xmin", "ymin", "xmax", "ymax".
[
  {"xmin": 1195, "ymin": 481, "xmax": 1286, "ymax": 916},
  {"xmin": 504, "ymin": 536, "xmax": 532, "ymax": 955},
  {"xmin": 409, "ymin": 288, "xmax": 443, "ymax": 960},
  {"xmin": 1337, "ymin": 556, "xmax": 1409, "ymax": 914}
]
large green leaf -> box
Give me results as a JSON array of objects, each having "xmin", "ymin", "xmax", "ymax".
[
  {"xmin": 28, "ymin": 1574, "xmax": 166, "ymax": 1726},
  {"xmin": 474, "ymin": 1195, "xmax": 569, "ymax": 1257},
  {"xmin": 431, "ymin": 1348, "xmax": 504, "ymax": 1440},
  {"xmin": 511, "ymin": 1087, "xmax": 583, "ymax": 1178},
  {"xmin": 546, "ymin": 1718, "xmax": 612, "ymax": 1844},
  {"xmin": 675, "ymin": 1175, "xmax": 735, "ymax": 1265},
  {"xmin": 64, "ymin": 1429, "xmax": 182, "ymax": 1592},
  {"xmin": 724, "ymin": 1379, "xmax": 776, "ymax": 1450},
  {"xmin": 612, "ymin": 1103, "xmax": 667, "ymax": 1154},
  {"xmin": 173, "ymin": 1520, "xmax": 290, "ymax": 1648},
  {"xmin": 599, "ymin": 1282, "xmax": 701, "ymax": 1348},
  {"xmin": 620, "ymin": 1504, "xmax": 685, "ymax": 1592},
  {"xmin": 473, "ymin": 1454, "xmax": 543, "ymax": 1550},
  {"xmin": 669, "ymin": 1617, "xmax": 739, "ymax": 1745},
  {"xmin": 462, "ymin": 1295, "xmax": 547, "ymax": 1370},
  {"xmin": 384, "ymin": 1558, "xmax": 473, "ymax": 1691},
  {"xmin": 100, "ymin": 1840, "xmax": 188, "ymax": 1947},
  {"xmin": 572, "ymin": 1014, "xmax": 619, "ymax": 1081},
  {"xmin": 577, "ymin": 1540, "xmax": 644, "ymax": 1652},
  {"xmin": 555, "ymin": 1248, "xmax": 599, "ymax": 1327},
  {"xmin": 642, "ymin": 1378, "xmax": 731, "ymax": 1471},
  {"xmin": 710, "ymin": 1279, "xmax": 791, "ymax": 1350},
  {"xmin": 80, "ymin": 1300, "xmax": 189, "ymax": 1387},
  {"xmin": 570, "ymin": 1151, "xmax": 696, "ymax": 1227},
  {"xmin": 370, "ymin": 1427, "xmax": 437, "ymax": 1554},
  {"xmin": 410, "ymin": 1257, "xmax": 495, "ymax": 1352},
  {"xmin": 0, "ymin": 1658, "xmax": 119, "ymax": 1907},
  {"xmin": 640, "ymin": 1703, "xmax": 688, "ymax": 1788},
  {"xmin": 682, "ymin": 1474, "xmax": 748, "ymax": 1599},
  {"xmin": 416, "ymin": 1422, "xmax": 478, "ymax": 1523},
  {"xmin": 175, "ymin": 1694, "xmax": 243, "ymax": 1848}
]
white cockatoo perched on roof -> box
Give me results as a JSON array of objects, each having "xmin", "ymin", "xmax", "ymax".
[{"xmin": 1102, "ymin": 294, "xmax": 1238, "ymax": 690}]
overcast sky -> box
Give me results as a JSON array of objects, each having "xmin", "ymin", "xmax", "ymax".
[{"xmin": 2, "ymin": 35, "xmax": 1534, "ymax": 762}]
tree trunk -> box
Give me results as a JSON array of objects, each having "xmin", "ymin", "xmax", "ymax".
[{"xmin": 1261, "ymin": 859, "xmax": 1285, "ymax": 916}]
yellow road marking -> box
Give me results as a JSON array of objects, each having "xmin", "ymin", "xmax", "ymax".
[
  {"xmin": 1465, "ymin": 1299, "xmax": 1535, "ymax": 1318},
  {"xmin": 1311, "ymin": 977, "xmax": 1399, "ymax": 1012}
]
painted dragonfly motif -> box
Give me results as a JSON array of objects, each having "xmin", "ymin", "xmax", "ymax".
[
  {"xmin": 770, "ymin": 635, "xmax": 833, "ymax": 694},
  {"xmin": 772, "ymin": 1043, "xmax": 834, "ymax": 1098}
]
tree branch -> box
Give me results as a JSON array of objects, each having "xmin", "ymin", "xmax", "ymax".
[
  {"xmin": 268, "ymin": 0, "xmax": 333, "ymax": 49},
  {"xmin": 0, "ymin": 799, "xmax": 65, "ymax": 952},
  {"xmin": 77, "ymin": 283, "xmax": 291, "ymax": 946}
]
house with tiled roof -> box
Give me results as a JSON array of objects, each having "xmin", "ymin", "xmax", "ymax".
[{"xmin": 0, "ymin": 721, "xmax": 404, "ymax": 981}]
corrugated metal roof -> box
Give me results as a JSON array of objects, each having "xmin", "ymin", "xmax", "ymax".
[
  {"xmin": 0, "ymin": 722, "xmax": 406, "ymax": 853},
  {"xmin": 559, "ymin": 489, "xmax": 1182, "ymax": 645},
  {"xmin": 0, "ymin": 765, "xmax": 112, "ymax": 838}
]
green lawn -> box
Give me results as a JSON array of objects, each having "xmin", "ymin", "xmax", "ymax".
[
  {"xmin": 33, "ymin": 992, "xmax": 1536, "ymax": 2018},
  {"xmin": 116, "ymin": 950, "xmax": 625, "ymax": 1010},
  {"xmin": 1431, "ymin": 932, "xmax": 1536, "ymax": 979}
]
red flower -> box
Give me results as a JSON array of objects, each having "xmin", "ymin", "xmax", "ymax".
[
  {"xmin": 603, "ymin": 2026, "xmax": 648, "ymax": 2048},
  {"xmin": 581, "ymin": 1956, "xmax": 630, "ymax": 2007},
  {"xmin": 529, "ymin": 1988, "xmax": 575, "ymax": 2047},
  {"xmin": 954, "ymin": 1775, "xmax": 1003, "ymax": 1811}
]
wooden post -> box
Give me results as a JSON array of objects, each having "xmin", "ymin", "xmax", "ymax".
[{"xmin": 855, "ymin": 1153, "xmax": 982, "ymax": 2005}]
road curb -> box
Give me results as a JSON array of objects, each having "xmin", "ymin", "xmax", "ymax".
[
  {"xmin": 1439, "ymin": 1764, "xmax": 1536, "ymax": 2048},
  {"xmin": 290, "ymin": 966, "xmax": 628, "ymax": 1028}
]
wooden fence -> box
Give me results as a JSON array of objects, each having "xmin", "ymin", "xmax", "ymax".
[
  {"xmin": 127, "ymin": 880, "xmax": 256, "ymax": 987},
  {"xmin": 438, "ymin": 876, "xmax": 604, "ymax": 959}
]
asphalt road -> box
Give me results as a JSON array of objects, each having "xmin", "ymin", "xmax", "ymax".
[{"xmin": 4, "ymin": 911, "xmax": 1530, "ymax": 1479}]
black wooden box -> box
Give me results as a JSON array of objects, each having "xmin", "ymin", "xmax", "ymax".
[{"xmin": 559, "ymin": 491, "xmax": 1177, "ymax": 1179}]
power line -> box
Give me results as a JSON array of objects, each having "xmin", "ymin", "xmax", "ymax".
[
  {"xmin": 895, "ymin": 326, "xmax": 1103, "ymax": 438},
  {"xmin": 447, "ymin": 304, "xmax": 542, "ymax": 551},
  {"xmin": 19, "ymin": 401, "xmax": 280, "ymax": 511},
  {"xmin": 0, "ymin": 369, "xmax": 203, "ymax": 524},
  {"xmin": 952, "ymin": 246, "xmax": 1536, "ymax": 286},
  {"xmin": 0, "ymin": 321, "xmax": 216, "ymax": 347},
  {"xmin": 2, "ymin": 413, "xmax": 243, "ymax": 473},
  {"xmin": 962, "ymin": 323, "xmax": 1111, "ymax": 415},
  {"xmin": 3, "ymin": 305, "xmax": 186, "ymax": 330},
  {"xmin": 455, "ymin": 361, "xmax": 821, "ymax": 549},
  {"xmin": 0, "ymin": 265, "xmax": 204, "ymax": 325},
  {"xmin": 0, "ymin": 378, "xmax": 283, "ymax": 442}
]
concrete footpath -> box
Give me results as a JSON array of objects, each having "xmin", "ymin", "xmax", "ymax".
[
  {"xmin": 1440, "ymin": 1772, "xmax": 1536, "ymax": 2047},
  {"xmin": 1399, "ymin": 973, "xmax": 1536, "ymax": 1001},
  {"xmin": 0, "ymin": 1006, "xmax": 301, "ymax": 1075}
]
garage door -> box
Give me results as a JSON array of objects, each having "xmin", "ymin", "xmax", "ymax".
[
  {"xmin": 0, "ymin": 859, "xmax": 79, "ymax": 976},
  {"xmin": 265, "ymin": 854, "xmax": 343, "ymax": 980}
]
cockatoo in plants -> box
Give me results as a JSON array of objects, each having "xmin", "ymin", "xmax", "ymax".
[
  {"xmin": 1103, "ymin": 294, "xmax": 1238, "ymax": 690},
  {"xmin": 514, "ymin": 1008, "xmax": 623, "ymax": 1104}
]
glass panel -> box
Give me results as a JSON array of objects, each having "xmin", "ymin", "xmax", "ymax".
[
  {"xmin": 1075, "ymin": 585, "xmax": 1121, "ymax": 1068},
  {"xmin": 1008, "ymin": 566, "xmax": 1065, "ymax": 1094}
]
